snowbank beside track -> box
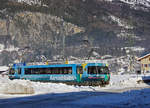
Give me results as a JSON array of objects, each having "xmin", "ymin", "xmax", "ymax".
[
  {"xmin": 109, "ymin": 75, "xmax": 142, "ymax": 86},
  {"xmin": 0, "ymin": 74, "xmax": 149, "ymax": 95},
  {"xmin": 0, "ymin": 76, "xmax": 34, "ymax": 94},
  {"xmin": 109, "ymin": 74, "xmax": 150, "ymax": 87}
]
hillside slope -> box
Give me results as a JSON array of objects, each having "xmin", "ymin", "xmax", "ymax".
[{"xmin": 0, "ymin": 0, "xmax": 150, "ymax": 65}]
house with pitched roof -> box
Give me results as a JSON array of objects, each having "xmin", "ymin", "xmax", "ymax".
[{"xmin": 138, "ymin": 53, "xmax": 150, "ymax": 73}]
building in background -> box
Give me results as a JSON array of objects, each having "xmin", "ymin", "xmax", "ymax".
[{"xmin": 138, "ymin": 53, "xmax": 150, "ymax": 73}]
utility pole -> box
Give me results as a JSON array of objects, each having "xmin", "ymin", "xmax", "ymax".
[
  {"xmin": 18, "ymin": 46, "xmax": 30, "ymax": 63},
  {"xmin": 82, "ymin": 36, "xmax": 94, "ymax": 60},
  {"xmin": 62, "ymin": 34, "xmax": 65, "ymax": 60},
  {"xmin": 127, "ymin": 33, "xmax": 135, "ymax": 74}
]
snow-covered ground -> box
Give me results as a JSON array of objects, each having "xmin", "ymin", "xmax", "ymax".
[
  {"xmin": 0, "ymin": 88, "xmax": 150, "ymax": 108},
  {"xmin": 0, "ymin": 74, "xmax": 150, "ymax": 96},
  {"xmin": 0, "ymin": 74, "xmax": 150, "ymax": 107}
]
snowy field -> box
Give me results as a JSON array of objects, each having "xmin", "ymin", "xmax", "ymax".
[
  {"xmin": 0, "ymin": 74, "xmax": 150, "ymax": 95},
  {"xmin": 0, "ymin": 74, "xmax": 150, "ymax": 108}
]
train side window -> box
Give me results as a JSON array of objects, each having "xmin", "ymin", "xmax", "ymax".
[
  {"xmin": 88, "ymin": 66, "xmax": 94, "ymax": 74},
  {"xmin": 31, "ymin": 68, "xmax": 37, "ymax": 74},
  {"xmin": 25, "ymin": 68, "xmax": 32, "ymax": 74},
  {"xmin": 47, "ymin": 68, "xmax": 50, "ymax": 74},
  {"xmin": 50, "ymin": 68, "xmax": 56, "ymax": 74},
  {"xmin": 49, "ymin": 68, "xmax": 52, "ymax": 74},
  {"xmin": 45, "ymin": 68, "xmax": 49, "ymax": 74},
  {"xmin": 53, "ymin": 68, "xmax": 57, "ymax": 74},
  {"xmin": 57, "ymin": 68, "xmax": 61, "ymax": 74},
  {"xmin": 94, "ymin": 67, "xmax": 98, "ymax": 74},
  {"xmin": 25, "ymin": 68, "xmax": 45, "ymax": 74},
  {"xmin": 59, "ymin": 67, "xmax": 72, "ymax": 74},
  {"xmin": 37, "ymin": 68, "xmax": 42, "ymax": 74},
  {"xmin": 24, "ymin": 67, "xmax": 72, "ymax": 74},
  {"xmin": 97, "ymin": 67, "xmax": 102, "ymax": 74},
  {"xmin": 49, "ymin": 67, "xmax": 72, "ymax": 74},
  {"xmin": 50, "ymin": 68, "xmax": 54, "ymax": 74},
  {"xmin": 39, "ymin": 68, "xmax": 46, "ymax": 74},
  {"xmin": 40, "ymin": 68, "xmax": 46, "ymax": 74},
  {"xmin": 40, "ymin": 68, "xmax": 44, "ymax": 74},
  {"xmin": 61, "ymin": 68, "xmax": 64, "ymax": 74},
  {"xmin": 18, "ymin": 68, "xmax": 21, "ymax": 74},
  {"xmin": 64, "ymin": 68, "xmax": 67, "ymax": 74},
  {"xmin": 53, "ymin": 68, "xmax": 56, "ymax": 74},
  {"xmin": 68, "ymin": 68, "xmax": 72, "ymax": 74}
]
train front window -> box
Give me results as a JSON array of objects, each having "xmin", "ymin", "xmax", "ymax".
[
  {"xmin": 88, "ymin": 66, "xmax": 109, "ymax": 74},
  {"xmin": 9, "ymin": 68, "xmax": 15, "ymax": 75},
  {"xmin": 100, "ymin": 67, "xmax": 109, "ymax": 74},
  {"xmin": 88, "ymin": 66, "xmax": 98, "ymax": 74}
]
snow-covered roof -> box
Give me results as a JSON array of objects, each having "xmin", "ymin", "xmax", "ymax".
[{"xmin": 137, "ymin": 53, "xmax": 150, "ymax": 61}]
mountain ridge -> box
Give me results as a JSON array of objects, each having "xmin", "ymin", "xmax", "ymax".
[{"xmin": 0, "ymin": 0, "xmax": 149, "ymax": 65}]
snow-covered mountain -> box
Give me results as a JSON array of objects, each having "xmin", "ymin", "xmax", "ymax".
[
  {"xmin": 111, "ymin": 0, "xmax": 150, "ymax": 7},
  {"xmin": 0, "ymin": 0, "xmax": 149, "ymax": 65},
  {"xmin": 15, "ymin": 0, "xmax": 150, "ymax": 8},
  {"xmin": 14, "ymin": 0, "xmax": 42, "ymax": 5}
]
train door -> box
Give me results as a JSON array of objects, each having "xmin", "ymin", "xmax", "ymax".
[
  {"xmin": 76, "ymin": 64, "xmax": 88, "ymax": 82},
  {"xmin": 9, "ymin": 67, "xmax": 21, "ymax": 79},
  {"xmin": 14, "ymin": 67, "xmax": 21, "ymax": 79},
  {"xmin": 76, "ymin": 66, "xmax": 83, "ymax": 82},
  {"xmin": 8, "ymin": 67, "xmax": 15, "ymax": 79}
]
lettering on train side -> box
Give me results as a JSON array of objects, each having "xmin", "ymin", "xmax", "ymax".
[{"xmin": 50, "ymin": 76, "xmax": 76, "ymax": 80}]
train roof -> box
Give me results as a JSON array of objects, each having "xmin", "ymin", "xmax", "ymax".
[{"xmin": 11, "ymin": 62, "xmax": 108, "ymax": 68}]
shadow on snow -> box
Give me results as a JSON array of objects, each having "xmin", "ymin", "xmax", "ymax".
[
  {"xmin": 142, "ymin": 75, "xmax": 150, "ymax": 85},
  {"xmin": 0, "ymin": 88, "xmax": 150, "ymax": 108}
]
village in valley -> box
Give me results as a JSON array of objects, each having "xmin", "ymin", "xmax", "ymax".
[{"xmin": 0, "ymin": 50, "xmax": 150, "ymax": 108}]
